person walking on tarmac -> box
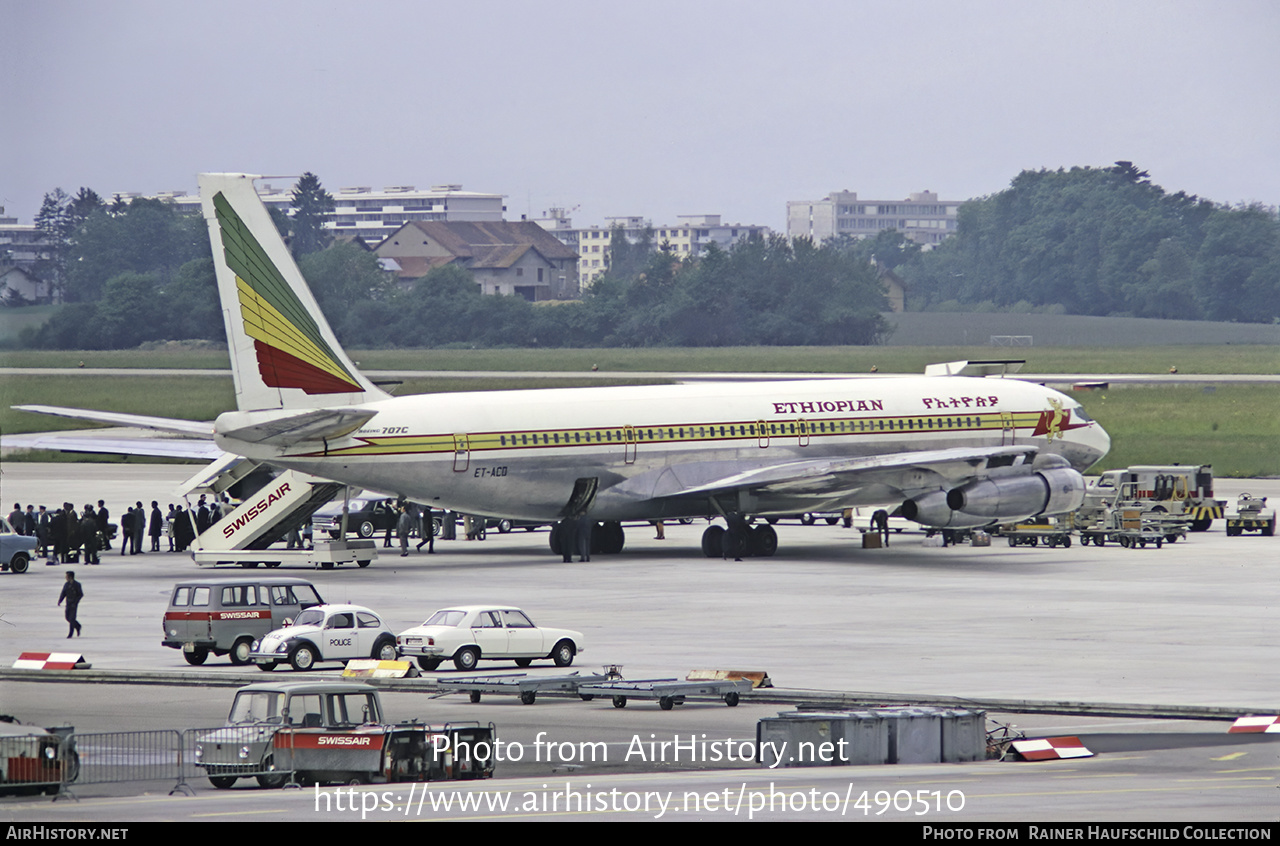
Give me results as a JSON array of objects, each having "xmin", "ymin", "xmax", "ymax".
[
  {"xmin": 396, "ymin": 505, "xmax": 414, "ymax": 557},
  {"xmin": 58, "ymin": 571, "xmax": 83, "ymax": 638}
]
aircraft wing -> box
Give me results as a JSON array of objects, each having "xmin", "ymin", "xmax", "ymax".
[{"xmin": 615, "ymin": 445, "xmax": 1043, "ymax": 508}]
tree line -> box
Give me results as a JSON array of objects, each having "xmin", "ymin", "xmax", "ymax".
[
  {"xmin": 896, "ymin": 162, "xmax": 1280, "ymax": 323},
  {"xmin": 16, "ymin": 163, "xmax": 1278, "ymax": 350},
  {"xmin": 20, "ymin": 174, "xmax": 888, "ymax": 349}
]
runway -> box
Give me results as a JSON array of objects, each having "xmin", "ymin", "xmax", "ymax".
[{"xmin": 0, "ymin": 464, "xmax": 1276, "ymax": 821}]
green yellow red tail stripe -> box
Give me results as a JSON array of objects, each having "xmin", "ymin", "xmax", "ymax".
[{"xmin": 212, "ymin": 192, "xmax": 363, "ymax": 395}]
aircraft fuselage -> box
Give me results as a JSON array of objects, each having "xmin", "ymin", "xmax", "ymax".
[{"xmin": 214, "ymin": 375, "xmax": 1108, "ymax": 522}]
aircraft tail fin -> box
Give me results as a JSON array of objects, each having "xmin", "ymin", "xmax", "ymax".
[{"xmin": 198, "ymin": 173, "xmax": 388, "ymax": 413}]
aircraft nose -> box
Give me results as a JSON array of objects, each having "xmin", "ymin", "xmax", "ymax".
[{"xmin": 1077, "ymin": 421, "xmax": 1111, "ymax": 469}]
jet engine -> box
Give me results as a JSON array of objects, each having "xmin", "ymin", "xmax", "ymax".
[{"xmin": 901, "ymin": 461, "xmax": 1086, "ymax": 529}]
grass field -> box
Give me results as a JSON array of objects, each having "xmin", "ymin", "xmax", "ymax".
[
  {"xmin": 1, "ymin": 359, "xmax": 1275, "ymax": 476},
  {"xmin": 1, "ymin": 344, "xmax": 1277, "ymax": 374}
]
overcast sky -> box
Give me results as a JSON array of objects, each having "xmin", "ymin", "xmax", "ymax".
[{"xmin": 5, "ymin": 0, "xmax": 1278, "ymax": 231}]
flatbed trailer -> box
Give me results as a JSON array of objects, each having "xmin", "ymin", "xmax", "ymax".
[
  {"xmin": 576, "ymin": 678, "xmax": 754, "ymax": 710},
  {"xmin": 997, "ymin": 518, "xmax": 1073, "ymax": 548},
  {"xmin": 1078, "ymin": 506, "xmax": 1187, "ymax": 548},
  {"xmin": 192, "ymin": 539, "xmax": 378, "ymax": 569},
  {"xmin": 435, "ymin": 672, "xmax": 610, "ymax": 705}
]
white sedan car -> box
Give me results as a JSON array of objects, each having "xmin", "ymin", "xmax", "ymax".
[
  {"xmin": 248, "ymin": 603, "xmax": 399, "ymax": 671},
  {"xmin": 397, "ymin": 606, "xmax": 584, "ymax": 672}
]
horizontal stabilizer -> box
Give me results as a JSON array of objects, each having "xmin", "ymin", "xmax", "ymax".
[
  {"xmin": 1, "ymin": 432, "xmax": 222, "ymax": 461},
  {"xmin": 11, "ymin": 404, "xmax": 214, "ymax": 436},
  {"xmin": 215, "ymin": 407, "xmax": 377, "ymax": 446},
  {"xmin": 924, "ymin": 360, "xmax": 1025, "ymax": 377}
]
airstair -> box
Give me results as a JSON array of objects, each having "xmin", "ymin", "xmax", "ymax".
[{"xmin": 176, "ymin": 458, "xmax": 378, "ymax": 569}]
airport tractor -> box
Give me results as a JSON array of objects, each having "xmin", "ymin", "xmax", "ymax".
[
  {"xmin": 1225, "ymin": 493, "xmax": 1276, "ymax": 537},
  {"xmin": 1078, "ymin": 465, "xmax": 1223, "ymax": 533},
  {"xmin": 193, "ymin": 682, "xmax": 495, "ymax": 788}
]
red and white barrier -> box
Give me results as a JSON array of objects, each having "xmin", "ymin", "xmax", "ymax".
[
  {"xmin": 12, "ymin": 652, "xmax": 91, "ymax": 670},
  {"xmin": 1011, "ymin": 736, "xmax": 1093, "ymax": 760},
  {"xmin": 1228, "ymin": 716, "xmax": 1280, "ymax": 733}
]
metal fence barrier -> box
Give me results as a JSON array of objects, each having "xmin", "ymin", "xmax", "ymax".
[{"xmin": 2, "ymin": 728, "xmax": 256, "ymax": 799}]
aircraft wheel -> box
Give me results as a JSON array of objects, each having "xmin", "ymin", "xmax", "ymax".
[
  {"xmin": 750, "ymin": 524, "xmax": 778, "ymax": 557},
  {"xmin": 469, "ymin": 691, "xmax": 482, "ymax": 704},
  {"xmin": 418, "ymin": 657, "xmax": 442, "ymax": 671},
  {"xmin": 799, "ymin": 513, "xmax": 816, "ymax": 526},
  {"xmin": 209, "ymin": 776, "xmax": 237, "ymax": 789},
  {"xmin": 598, "ymin": 521, "xmax": 625, "ymax": 554},
  {"xmin": 514, "ymin": 658, "xmax": 532, "ymax": 668},
  {"xmin": 257, "ymin": 661, "xmax": 278, "ymax": 671},
  {"xmin": 497, "ymin": 519, "xmax": 512, "ymax": 534},
  {"xmin": 520, "ymin": 691, "xmax": 536, "ymax": 705},
  {"xmin": 612, "ymin": 696, "xmax": 627, "ymax": 709},
  {"xmin": 549, "ymin": 523, "xmax": 564, "ymax": 556},
  {"xmin": 722, "ymin": 528, "xmax": 749, "ymax": 559},
  {"xmin": 725, "ymin": 692, "xmax": 740, "ymax": 707},
  {"xmin": 701, "ymin": 526, "xmax": 724, "ymax": 557}
]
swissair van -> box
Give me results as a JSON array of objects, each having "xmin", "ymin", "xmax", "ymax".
[{"xmin": 162, "ymin": 577, "xmax": 324, "ymax": 666}]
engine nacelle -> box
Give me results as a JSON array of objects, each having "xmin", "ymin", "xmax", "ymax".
[{"xmin": 902, "ymin": 467, "xmax": 1086, "ymax": 529}]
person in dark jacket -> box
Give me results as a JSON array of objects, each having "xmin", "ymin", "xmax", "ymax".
[
  {"xmin": 81, "ymin": 505, "xmax": 99, "ymax": 564},
  {"xmin": 173, "ymin": 506, "xmax": 195, "ymax": 552},
  {"xmin": 119, "ymin": 507, "xmax": 133, "ymax": 555},
  {"xmin": 131, "ymin": 502, "xmax": 145, "ymax": 554},
  {"xmin": 149, "ymin": 502, "xmax": 163, "ymax": 552},
  {"xmin": 58, "ymin": 571, "xmax": 83, "ymax": 637},
  {"xmin": 62, "ymin": 503, "xmax": 80, "ymax": 564},
  {"xmin": 36, "ymin": 505, "xmax": 50, "ymax": 557}
]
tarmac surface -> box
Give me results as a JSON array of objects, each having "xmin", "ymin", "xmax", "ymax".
[{"xmin": 0, "ymin": 464, "xmax": 1276, "ymax": 822}]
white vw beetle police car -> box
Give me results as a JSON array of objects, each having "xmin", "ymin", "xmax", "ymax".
[
  {"xmin": 248, "ymin": 604, "xmax": 398, "ymax": 671},
  {"xmin": 396, "ymin": 605, "xmax": 584, "ymax": 671}
]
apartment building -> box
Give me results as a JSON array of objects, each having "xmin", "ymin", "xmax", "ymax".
[
  {"xmin": 536, "ymin": 211, "xmax": 771, "ymax": 287},
  {"xmin": 151, "ymin": 183, "xmax": 506, "ymax": 243},
  {"xmin": 787, "ymin": 190, "xmax": 960, "ymax": 245}
]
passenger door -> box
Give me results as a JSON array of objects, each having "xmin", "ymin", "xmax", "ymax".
[
  {"xmin": 501, "ymin": 609, "xmax": 544, "ymax": 657},
  {"xmin": 322, "ymin": 611, "xmax": 360, "ymax": 660},
  {"xmin": 469, "ymin": 610, "xmax": 508, "ymax": 658}
]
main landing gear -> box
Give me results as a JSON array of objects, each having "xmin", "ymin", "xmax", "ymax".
[
  {"xmin": 550, "ymin": 520, "xmax": 626, "ymax": 556},
  {"xmin": 700, "ymin": 521, "xmax": 777, "ymax": 559}
]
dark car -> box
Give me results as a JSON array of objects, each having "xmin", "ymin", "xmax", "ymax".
[{"xmin": 311, "ymin": 498, "xmax": 399, "ymax": 539}]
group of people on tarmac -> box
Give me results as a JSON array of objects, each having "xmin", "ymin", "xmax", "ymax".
[{"xmin": 6, "ymin": 496, "xmax": 231, "ymax": 565}]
